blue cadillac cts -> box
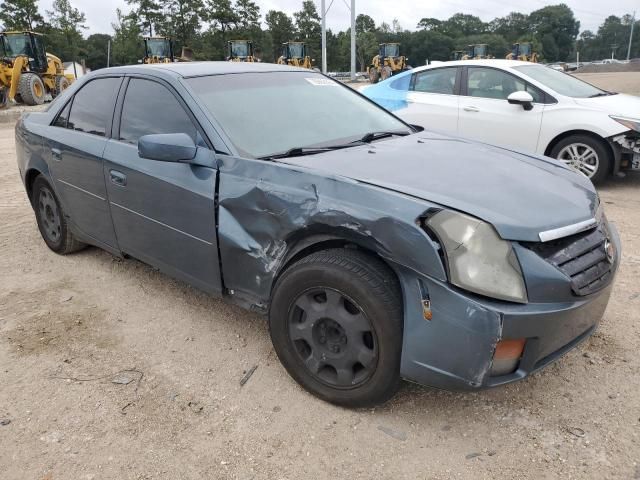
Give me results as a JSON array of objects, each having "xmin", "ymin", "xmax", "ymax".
[{"xmin": 15, "ymin": 62, "xmax": 620, "ymax": 406}]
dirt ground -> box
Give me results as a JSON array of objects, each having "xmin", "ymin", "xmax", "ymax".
[
  {"xmin": 1, "ymin": 74, "xmax": 640, "ymax": 480},
  {"xmin": 574, "ymin": 72, "xmax": 640, "ymax": 96}
]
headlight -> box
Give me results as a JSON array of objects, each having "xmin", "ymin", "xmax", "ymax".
[
  {"xmin": 610, "ymin": 115, "xmax": 640, "ymax": 133},
  {"xmin": 425, "ymin": 210, "xmax": 528, "ymax": 303}
]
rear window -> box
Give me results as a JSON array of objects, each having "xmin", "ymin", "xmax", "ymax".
[{"xmin": 66, "ymin": 77, "xmax": 121, "ymax": 136}]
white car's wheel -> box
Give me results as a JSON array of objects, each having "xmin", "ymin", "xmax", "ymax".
[{"xmin": 551, "ymin": 135, "xmax": 611, "ymax": 184}]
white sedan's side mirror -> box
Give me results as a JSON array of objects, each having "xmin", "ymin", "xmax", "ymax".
[{"xmin": 507, "ymin": 91, "xmax": 534, "ymax": 111}]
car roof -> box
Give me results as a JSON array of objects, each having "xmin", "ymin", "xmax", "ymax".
[
  {"xmin": 416, "ymin": 59, "xmax": 538, "ymax": 71},
  {"xmin": 97, "ymin": 61, "xmax": 306, "ymax": 79}
]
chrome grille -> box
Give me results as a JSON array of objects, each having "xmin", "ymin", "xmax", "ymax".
[{"xmin": 525, "ymin": 221, "xmax": 614, "ymax": 296}]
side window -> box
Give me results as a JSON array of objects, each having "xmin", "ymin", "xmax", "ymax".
[
  {"xmin": 467, "ymin": 68, "xmax": 542, "ymax": 102},
  {"xmin": 119, "ymin": 79, "xmax": 197, "ymax": 145},
  {"xmin": 412, "ymin": 68, "xmax": 457, "ymax": 95},
  {"xmin": 53, "ymin": 101, "xmax": 71, "ymax": 128},
  {"xmin": 390, "ymin": 74, "xmax": 411, "ymax": 91},
  {"xmin": 67, "ymin": 77, "xmax": 121, "ymax": 136}
]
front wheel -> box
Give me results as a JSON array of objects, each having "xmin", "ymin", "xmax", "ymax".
[
  {"xmin": 550, "ymin": 134, "xmax": 611, "ymax": 184},
  {"xmin": 18, "ymin": 73, "xmax": 46, "ymax": 106},
  {"xmin": 381, "ymin": 66, "xmax": 393, "ymax": 81},
  {"xmin": 368, "ymin": 67, "xmax": 380, "ymax": 84},
  {"xmin": 269, "ymin": 249, "xmax": 403, "ymax": 407}
]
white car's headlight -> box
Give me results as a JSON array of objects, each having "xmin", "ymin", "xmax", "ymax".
[
  {"xmin": 426, "ymin": 210, "xmax": 528, "ymax": 303},
  {"xmin": 610, "ymin": 115, "xmax": 640, "ymax": 133}
]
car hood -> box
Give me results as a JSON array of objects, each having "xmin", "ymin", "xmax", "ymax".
[
  {"xmin": 573, "ymin": 93, "xmax": 640, "ymax": 118},
  {"xmin": 281, "ymin": 131, "xmax": 599, "ymax": 242}
]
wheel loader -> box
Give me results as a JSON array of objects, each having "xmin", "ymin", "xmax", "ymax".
[
  {"xmin": 506, "ymin": 43, "xmax": 538, "ymax": 63},
  {"xmin": 277, "ymin": 41, "xmax": 313, "ymax": 69},
  {"xmin": 0, "ymin": 31, "xmax": 74, "ymax": 108},
  {"xmin": 227, "ymin": 40, "xmax": 256, "ymax": 62},
  {"xmin": 451, "ymin": 50, "xmax": 466, "ymax": 61},
  {"xmin": 461, "ymin": 44, "xmax": 493, "ymax": 60},
  {"xmin": 142, "ymin": 37, "xmax": 193, "ymax": 64},
  {"xmin": 368, "ymin": 43, "xmax": 409, "ymax": 84}
]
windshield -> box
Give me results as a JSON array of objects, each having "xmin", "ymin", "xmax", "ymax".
[
  {"xmin": 3, "ymin": 34, "xmax": 31, "ymax": 57},
  {"xmin": 384, "ymin": 44, "xmax": 400, "ymax": 57},
  {"xmin": 288, "ymin": 43, "xmax": 304, "ymax": 58},
  {"xmin": 474, "ymin": 45, "xmax": 487, "ymax": 57},
  {"xmin": 230, "ymin": 42, "xmax": 249, "ymax": 57},
  {"xmin": 187, "ymin": 72, "xmax": 411, "ymax": 158},
  {"xmin": 514, "ymin": 64, "xmax": 606, "ymax": 98},
  {"xmin": 146, "ymin": 39, "xmax": 170, "ymax": 57}
]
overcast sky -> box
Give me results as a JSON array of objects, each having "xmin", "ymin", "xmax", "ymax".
[{"xmin": 37, "ymin": 0, "xmax": 637, "ymax": 35}]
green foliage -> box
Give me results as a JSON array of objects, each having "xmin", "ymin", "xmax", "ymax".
[
  {"xmin": 125, "ymin": 0, "xmax": 162, "ymax": 37},
  {"xmin": 0, "ymin": 0, "xmax": 44, "ymax": 31}
]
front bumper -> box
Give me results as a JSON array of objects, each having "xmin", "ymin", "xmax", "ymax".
[{"xmin": 397, "ymin": 224, "xmax": 620, "ymax": 391}]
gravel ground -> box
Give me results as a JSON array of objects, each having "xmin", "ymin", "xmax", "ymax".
[{"xmin": 1, "ymin": 74, "xmax": 639, "ymax": 479}]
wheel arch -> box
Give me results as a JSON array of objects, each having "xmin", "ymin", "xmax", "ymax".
[
  {"xmin": 24, "ymin": 167, "xmax": 50, "ymax": 205},
  {"xmin": 544, "ymin": 129, "xmax": 616, "ymax": 173}
]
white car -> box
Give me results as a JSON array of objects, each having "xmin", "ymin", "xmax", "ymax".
[{"xmin": 363, "ymin": 59, "xmax": 640, "ymax": 183}]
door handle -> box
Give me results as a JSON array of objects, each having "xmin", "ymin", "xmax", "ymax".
[
  {"xmin": 463, "ymin": 106, "xmax": 480, "ymax": 112},
  {"xmin": 51, "ymin": 148, "xmax": 62, "ymax": 160},
  {"xmin": 110, "ymin": 170, "xmax": 127, "ymax": 187}
]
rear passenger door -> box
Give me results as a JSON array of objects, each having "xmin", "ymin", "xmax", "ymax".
[
  {"xmin": 405, "ymin": 67, "xmax": 460, "ymax": 134},
  {"xmin": 102, "ymin": 77, "xmax": 222, "ymax": 295},
  {"xmin": 46, "ymin": 76, "xmax": 122, "ymax": 249}
]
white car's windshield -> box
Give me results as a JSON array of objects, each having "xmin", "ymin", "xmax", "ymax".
[
  {"xmin": 187, "ymin": 72, "xmax": 411, "ymax": 158},
  {"xmin": 513, "ymin": 64, "xmax": 607, "ymax": 98}
]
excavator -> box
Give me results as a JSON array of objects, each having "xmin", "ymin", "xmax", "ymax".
[
  {"xmin": 0, "ymin": 31, "xmax": 73, "ymax": 108},
  {"xmin": 368, "ymin": 43, "xmax": 409, "ymax": 84},
  {"xmin": 227, "ymin": 40, "xmax": 256, "ymax": 62},
  {"xmin": 506, "ymin": 43, "xmax": 538, "ymax": 63},
  {"xmin": 461, "ymin": 44, "xmax": 493, "ymax": 60},
  {"xmin": 142, "ymin": 36, "xmax": 193, "ymax": 64},
  {"xmin": 277, "ymin": 41, "xmax": 313, "ymax": 69}
]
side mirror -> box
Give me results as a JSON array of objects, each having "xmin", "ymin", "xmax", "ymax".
[
  {"xmin": 138, "ymin": 133, "xmax": 197, "ymax": 162},
  {"xmin": 507, "ymin": 91, "xmax": 534, "ymax": 111}
]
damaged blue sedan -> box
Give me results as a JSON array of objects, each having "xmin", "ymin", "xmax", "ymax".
[{"xmin": 15, "ymin": 62, "xmax": 620, "ymax": 407}]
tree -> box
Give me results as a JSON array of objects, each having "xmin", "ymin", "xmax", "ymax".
[
  {"xmin": 529, "ymin": 4, "xmax": 579, "ymax": 61},
  {"xmin": 265, "ymin": 10, "xmax": 295, "ymax": 61},
  {"xmin": 111, "ymin": 8, "xmax": 142, "ymax": 66},
  {"xmin": 441, "ymin": 13, "xmax": 486, "ymax": 37},
  {"xmin": 0, "ymin": 0, "xmax": 44, "ymax": 31},
  {"xmin": 355, "ymin": 14, "xmax": 375, "ymax": 34},
  {"xmin": 84, "ymin": 33, "xmax": 112, "ymax": 70},
  {"xmin": 490, "ymin": 12, "xmax": 530, "ymax": 43},
  {"xmin": 161, "ymin": 0, "xmax": 203, "ymax": 47},
  {"xmin": 235, "ymin": 0, "xmax": 260, "ymax": 30},
  {"xmin": 125, "ymin": 0, "xmax": 162, "ymax": 37},
  {"xmin": 417, "ymin": 17, "xmax": 442, "ymax": 31},
  {"xmin": 45, "ymin": 0, "xmax": 87, "ymax": 63},
  {"xmin": 293, "ymin": 1, "xmax": 321, "ymax": 60},
  {"xmin": 205, "ymin": 0, "xmax": 238, "ymax": 34},
  {"xmin": 356, "ymin": 30, "xmax": 377, "ymax": 71}
]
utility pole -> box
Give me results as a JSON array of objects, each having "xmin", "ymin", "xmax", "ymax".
[
  {"xmin": 321, "ymin": 0, "xmax": 327, "ymax": 74},
  {"xmin": 107, "ymin": 39, "xmax": 111, "ymax": 68},
  {"xmin": 350, "ymin": 0, "xmax": 356, "ymax": 81},
  {"xmin": 628, "ymin": 11, "xmax": 636, "ymax": 61}
]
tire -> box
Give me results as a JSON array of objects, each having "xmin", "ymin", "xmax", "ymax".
[
  {"xmin": 368, "ymin": 67, "xmax": 380, "ymax": 84},
  {"xmin": 269, "ymin": 248, "xmax": 403, "ymax": 407},
  {"xmin": 18, "ymin": 73, "xmax": 46, "ymax": 106},
  {"xmin": 550, "ymin": 134, "xmax": 611, "ymax": 184},
  {"xmin": 381, "ymin": 66, "xmax": 393, "ymax": 81},
  {"xmin": 54, "ymin": 75, "xmax": 71, "ymax": 97},
  {"xmin": 32, "ymin": 176, "xmax": 86, "ymax": 254},
  {"xmin": 0, "ymin": 86, "xmax": 8, "ymax": 109}
]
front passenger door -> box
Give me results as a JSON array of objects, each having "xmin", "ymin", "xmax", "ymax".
[{"xmin": 102, "ymin": 77, "xmax": 222, "ymax": 295}]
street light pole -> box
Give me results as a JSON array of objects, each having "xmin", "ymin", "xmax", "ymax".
[
  {"xmin": 628, "ymin": 11, "xmax": 636, "ymax": 61},
  {"xmin": 350, "ymin": 0, "xmax": 356, "ymax": 80},
  {"xmin": 321, "ymin": 0, "xmax": 327, "ymax": 74}
]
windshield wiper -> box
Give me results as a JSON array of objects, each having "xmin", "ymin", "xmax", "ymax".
[
  {"xmin": 258, "ymin": 145, "xmax": 350, "ymax": 160},
  {"xmin": 352, "ymin": 130, "xmax": 412, "ymax": 144}
]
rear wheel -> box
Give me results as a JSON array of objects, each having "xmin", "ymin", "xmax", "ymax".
[
  {"xmin": 550, "ymin": 134, "xmax": 611, "ymax": 184},
  {"xmin": 269, "ymin": 249, "xmax": 403, "ymax": 407},
  {"xmin": 18, "ymin": 73, "xmax": 46, "ymax": 105},
  {"xmin": 54, "ymin": 75, "xmax": 71, "ymax": 97},
  {"xmin": 32, "ymin": 176, "xmax": 86, "ymax": 254},
  {"xmin": 368, "ymin": 67, "xmax": 380, "ymax": 84},
  {"xmin": 0, "ymin": 86, "xmax": 8, "ymax": 109}
]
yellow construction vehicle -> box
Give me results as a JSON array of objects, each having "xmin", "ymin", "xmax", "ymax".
[
  {"xmin": 368, "ymin": 43, "xmax": 409, "ymax": 83},
  {"xmin": 451, "ymin": 50, "xmax": 466, "ymax": 61},
  {"xmin": 506, "ymin": 43, "xmax": 538, "ymax": 62},
  {"xmin": 227, "ymin": 40, "xmax": 256, "ymax": 62},
  {"xmin": 461, "ymin": 44, "xmax": 493, "ymax": 60},
  {"xmin": 143, "ymin": 36, "xmax": 174, "ymax": 63},
  {"xmin": 0, "ymin": 31, "xmax": 73, "ymax": 108},
  {"xmin": 277, "ymin": 41, "xmax": 313, "ymax": 69}
]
